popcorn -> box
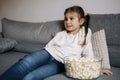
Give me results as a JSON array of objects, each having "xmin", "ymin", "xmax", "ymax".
[{"xmin": 64, "ymin": 57, "xmax": 101, "ymax": 79}]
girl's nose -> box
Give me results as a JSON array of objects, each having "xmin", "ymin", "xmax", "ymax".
[{"xmin": 66, "ymin": 19, "xmax": 71, "ymax": 24}]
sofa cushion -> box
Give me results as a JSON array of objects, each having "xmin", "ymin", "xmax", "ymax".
[
  {"xmin": 91, "ymin": 29, "xmax": 110, "ymax": 69},
  {"xmin": 0, "ymin": 38, "xmax": 17, "ymax": 53},
  {"xmin": 89, "ymin": 14, "xmax": 120, "ymax": 67},
  {"xmin": 108, "ymin": 45, "xmax": 120, "ymax": 67},
  {"xmin": 90, "ymin": 14, "xmax": 120, "ymax": 45},
  {"xmin": 2, "ymin": 18, "xmax": 64, "ymax": 53}
]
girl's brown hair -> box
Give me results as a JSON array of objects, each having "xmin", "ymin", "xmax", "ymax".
[{"xmin": 64, "ymin": 6, "xmax": 90, "ymax": 45}]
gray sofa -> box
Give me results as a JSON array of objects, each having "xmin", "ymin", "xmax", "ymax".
[{"xmin": 0, "ymin": 14, "xmax": 120, "ymax": 80}]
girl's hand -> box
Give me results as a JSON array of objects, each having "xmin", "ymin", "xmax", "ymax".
[{"xmin": 100, "ymin": 69, "xmax": 112, "ymax": 76}]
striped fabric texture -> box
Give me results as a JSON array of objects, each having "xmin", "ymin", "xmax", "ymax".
[{"xmin": 91, "ymin": 29, "xmax": 110, "ymax": 69}]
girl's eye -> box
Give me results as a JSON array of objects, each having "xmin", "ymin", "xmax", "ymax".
[
  {"xmin": 70, "ymin": 17, "xmax": 74, "ymax": 20},
  {"xmin": 64, "ymin": 17, "xmax": 74, "ymax": 21}
]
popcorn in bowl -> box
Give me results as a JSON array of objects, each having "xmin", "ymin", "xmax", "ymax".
[{"xmin": 64, "ymin": 57, "xmax": 102, "ymax": 80}]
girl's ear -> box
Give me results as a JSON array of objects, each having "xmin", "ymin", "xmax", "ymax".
[{"xmin": 79, "ymin": 18, "xmax": 85, "ymax": 25}]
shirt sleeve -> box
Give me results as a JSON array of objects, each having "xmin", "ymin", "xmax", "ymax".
[
  {"xmin": 45, "ymin": 32, "xmax": 62, "ymax": 48},
  {"xmin": 82, "ymin": 28, "xmax": 94, "ymax": 58}
]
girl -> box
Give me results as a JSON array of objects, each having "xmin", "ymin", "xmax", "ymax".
[{"xmin": 0, "ymin": 6, "xmax": 112, "ymax": 80}]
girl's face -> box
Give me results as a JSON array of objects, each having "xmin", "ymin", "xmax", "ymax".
[{"xmin": 64, "ymin": 12, "xmax": 85, "ymax": 34}]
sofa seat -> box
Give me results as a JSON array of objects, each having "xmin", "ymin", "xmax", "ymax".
[
  {"xmin": 0, "ymin": 51, "xmax": 27, "ymax": 75},
  {"xmin": 44, "ymin": 67, "xmax": 120, "ymax": 80}
]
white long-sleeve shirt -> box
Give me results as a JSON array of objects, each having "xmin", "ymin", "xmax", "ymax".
[{"xmin": 45, "ymin": 27, "xmax": 93, "ymax": 63}]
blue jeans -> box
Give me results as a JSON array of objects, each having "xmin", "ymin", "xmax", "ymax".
[{"xmin": 0, "ymin": 49, "xmax": 64, "ymax": 80}]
